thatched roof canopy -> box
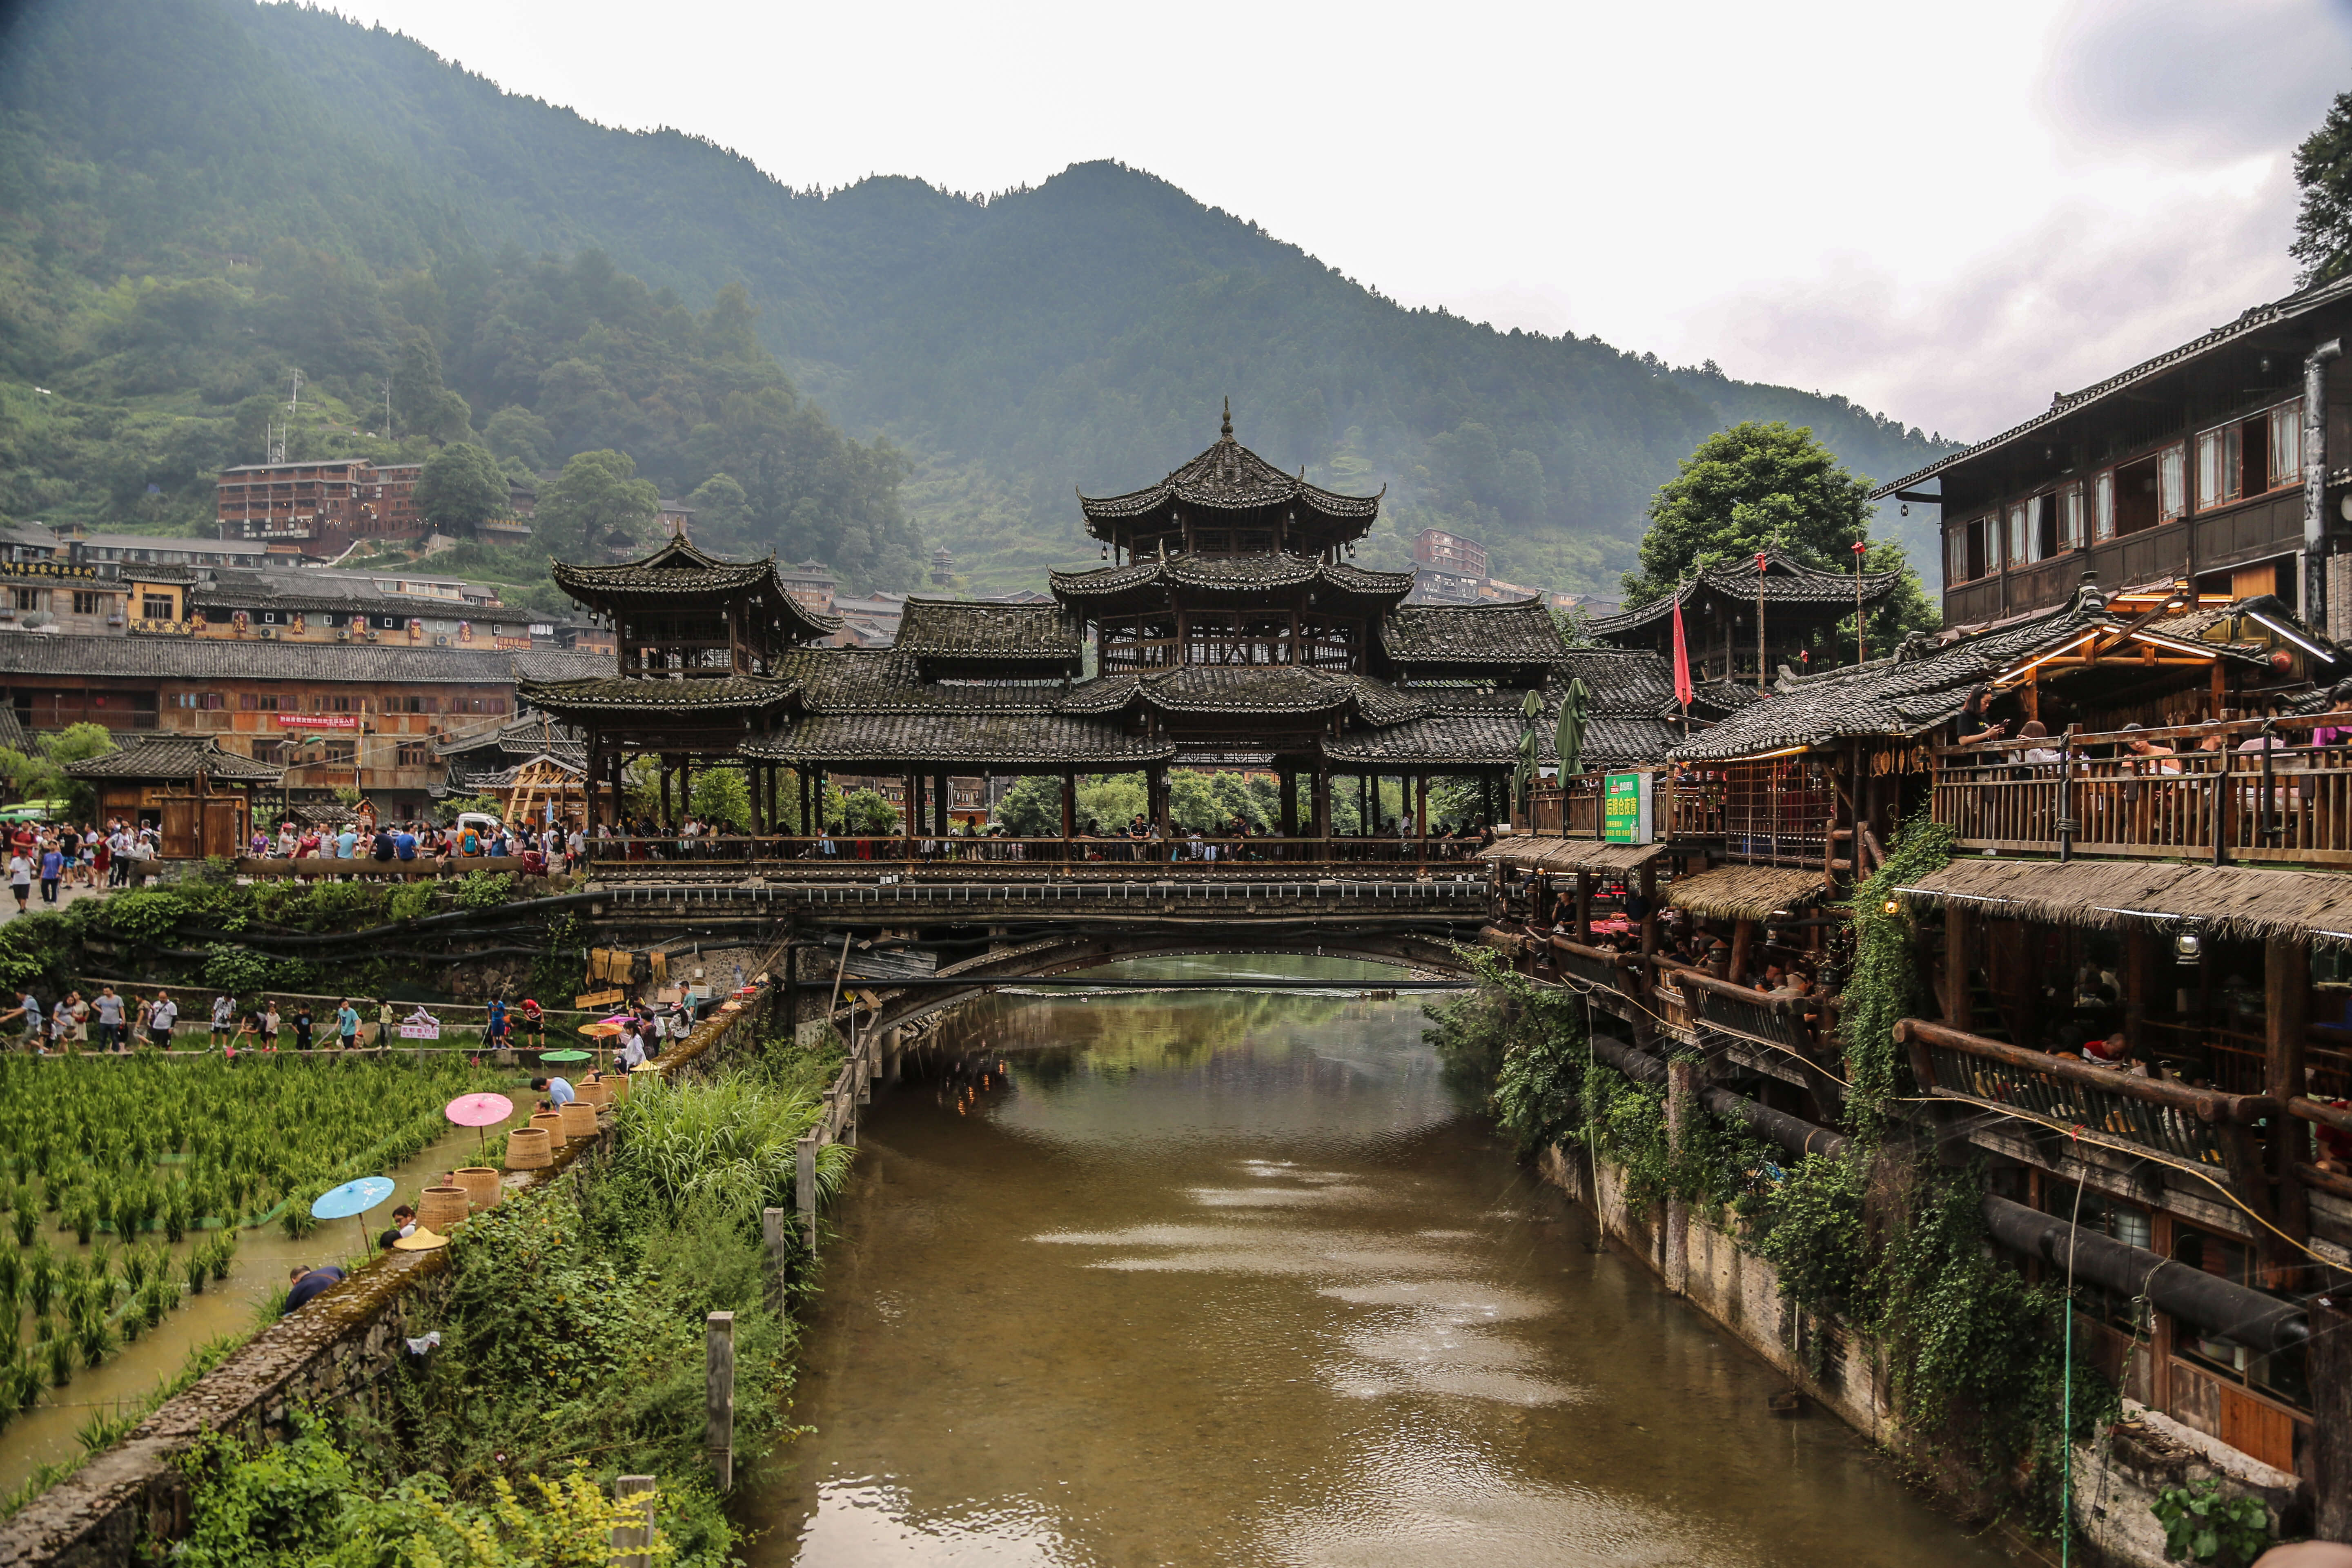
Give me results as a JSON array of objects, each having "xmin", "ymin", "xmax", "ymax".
[
  {"xmin": 1898, "ymin": 858, "xmax": 2352, "ymax": 945},
  {"xmin": 1666, "ymin": 865, "xmax": 1827, "ymax": 921},
  {"xmin": 1478, "ymin": 837, "xmax": 1668, "ymax": 873}
]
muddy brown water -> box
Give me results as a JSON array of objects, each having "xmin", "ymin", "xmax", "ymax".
[{"xmin": 751, "ymin": 957, "xmax": 2014, "ymax": 1568}]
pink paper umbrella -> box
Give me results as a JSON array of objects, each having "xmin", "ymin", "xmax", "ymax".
[{"xmin": 445, "ymin": 1092, "xmax": 515, "ymax": 1151}]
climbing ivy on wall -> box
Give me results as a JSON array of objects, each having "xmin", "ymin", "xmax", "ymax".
[{"xmin": 1839, "ymin": 813, "xmax": 1956, "ymax": 1130}]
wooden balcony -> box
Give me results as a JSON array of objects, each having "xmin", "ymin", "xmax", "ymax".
[
  {"xmin": 1894, "ymin": 1018, "xmax": 2277, "ymax": 1198},
  {"xmin": 1932, "ymin": 714, "xmax": 2352, "ymax": 865},
  {"xmin": 1522, "ymin": 769, "xmax": 1704, "ymax": 841}
]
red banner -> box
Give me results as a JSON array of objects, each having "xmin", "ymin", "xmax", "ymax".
[{"xmin": 275, "ymin": 714, "xmax": 359, "ymax": 729}]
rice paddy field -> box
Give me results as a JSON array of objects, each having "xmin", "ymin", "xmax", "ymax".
[{"xmin": 0, "ymin": 1054, "xmax": 520, "ymax": 1469}]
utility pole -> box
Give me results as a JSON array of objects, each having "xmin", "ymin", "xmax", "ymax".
[
  {"xmin": 383, "ymin": 379, "xmax": 394, "ymax": 440},
  {"xmin": 287, "ymin": 368, "xmax": 305, "ymax": 416}
]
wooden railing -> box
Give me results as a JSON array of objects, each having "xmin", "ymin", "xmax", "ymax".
[
  {"xmin": 1894, "ymin": 1019, "xmax": 2277, "ymax": 1191},
  {"xmin": 1932, "ymin": 714, "xmax": 2352, "ymax": 864},
  {"xmin": 1520, "ymin": 769, "xmax": 1687, "ymax": 841},
  {"xmin": 1548, "ymin": 935, "xmax": 1640, "ymax": 992},
  {"xmin": 1668, "ymin": 967, "xmax": 1825, "ymax": 1060},
  {"xmin": 587, "ymin": 833, "xmax": 1492, "ymax": 872}
]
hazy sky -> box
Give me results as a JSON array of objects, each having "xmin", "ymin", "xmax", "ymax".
[{"xmin": 315, "ymin": 0, "xmax": 2352, "ymax": 445}]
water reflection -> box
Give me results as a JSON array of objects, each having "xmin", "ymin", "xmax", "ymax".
[{"xmin": 757, "ymin": 958, "xmax": 2007, "ymax": 1568}]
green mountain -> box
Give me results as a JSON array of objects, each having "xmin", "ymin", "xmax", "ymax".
[{"xmin": 0, "ymin": 0, "xmax": 1957, "ymax": 598}]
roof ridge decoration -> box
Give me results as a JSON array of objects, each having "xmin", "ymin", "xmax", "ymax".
[{"xmin": 549, "ymin": 540, "xmax": 844, "ymax": 636}]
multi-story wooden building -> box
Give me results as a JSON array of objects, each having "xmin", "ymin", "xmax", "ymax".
[
  {"xmin": 0, "ymin": 630, "xmax": 604, "ymax": 820},
  {"xmin": 215, "ymin": 458, "xmax": 532, "ymax": 558},
  {"xmin": 1889, "ymin": 274, "xmax": 2352, "ymax": 633}
]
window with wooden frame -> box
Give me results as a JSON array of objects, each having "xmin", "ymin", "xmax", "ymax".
[
  {"xmin": 2094, "ymin": 470, "xmax": 2116, "ymax": 542},
  {"xmin": 2006, "ymin": 501, "xmax": 2038, "ymax": 566},
  {"xmin": 72, "ymin": 591, "xmax": 102, "ymax": 616},
  {"xmin": 2057, "ymin": 483, "xmax": 2086, "ymax": 551},
  {"xmin": 396, "ymin": 742, "xmax": 429, "ymax": 766}
]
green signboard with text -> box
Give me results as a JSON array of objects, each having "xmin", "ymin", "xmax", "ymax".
[{"xmin": 1603, "ymin": 771, "xmax": 1653, "ymax": 844}]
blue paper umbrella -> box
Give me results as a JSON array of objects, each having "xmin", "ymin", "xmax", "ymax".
[{"xmin": 310, "ymin": 1176, "xmax": 395, "ymax": 1221}]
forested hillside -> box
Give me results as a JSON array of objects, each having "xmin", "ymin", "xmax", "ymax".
[{"xmin": 0, "ymin": 0, "xmax": 1957, "ymax": 597}]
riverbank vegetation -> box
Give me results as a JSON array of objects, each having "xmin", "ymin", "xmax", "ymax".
[
  {"xmin": 0, "ymin": 858, "xmax": 576, "ymax": 1004},
  {"xmin": 1428, "ymin": 818, "xmax": 2116, "ymax": 1542},
  {"xmin": 167, "ymin": 1034, "xmax": 850, "ymax": 1568}
]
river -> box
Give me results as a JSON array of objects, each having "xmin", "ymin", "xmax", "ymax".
[{"xmin": 751, "ymin": 957, "xmax": 2013, "ymax": 1568}]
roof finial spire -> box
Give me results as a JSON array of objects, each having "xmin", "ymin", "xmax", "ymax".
[{"xmin": 1221, "ymin": 396, "xmax": 1232, "ymax": 440}]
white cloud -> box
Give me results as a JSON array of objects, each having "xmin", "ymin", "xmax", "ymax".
[{"xmin": 292, "ymin": 0, "xmax": 2352, "ymax": 443}]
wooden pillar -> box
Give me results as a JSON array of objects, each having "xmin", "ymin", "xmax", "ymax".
[
  {"xmin": 750, "ymin": 765, "xmax": 766, "ymax": 836},
  {"xmin": 612, "ymin": 1477, "xmax": 657, "ymax": 1568},
  {"xmin": 1945, "ymin": 905, "xmax": 1975, "ymax": 1031},
  {"xmin": 658, "ymin": 758, "xmax": 673, "ymax": 827},
  {"xmin": 1414, "ymin": 773, "xmax": 1428, "ymax": 859},
  {"xmin": 1575, "ymin": 871, "xmax": 1593, "ymax": 944},
  {"xmin": 679, "ymin": 755, "xmax": 693, "ymax": 823},
  {"xmin": 904, "ymin": 773, "xmax": 920, "ymax": 843},
  {"xmin": 1726, "ymin": 917, "xmax": 1754, "ymax": 983},
  {"xmin": 1639, "ymin": 861, "xmax": 1659, "ymax": 961},
  {"xmin": 705, "ymin": 1312, "xmax": 735, "ymax": 1491},
  {"xmin": 1152, "ymin": 765, "xmax": 1170, "ymax": 836},
  {"xmin": 760, "ymin": 1208, "xmax": 788, "ymax": 1313},
  {"xmin": 2123, "ymin": 925, "xmax": 2154, "ymax": 1059},
  {"xmin": 2312, "ymin": 1297, "xmax": 2352, "ymax": 1541},
  {"xmin": 1060, "ymin": 772, "xmax": 1076, "ymax": 841},
  {"xmin": 2267, "ymin": 933, "xmax": 2312, "ymax": 1252},
  {"xmin": 1279, "ymin": 769, "xmax": 1298, "ymax": 838},
  {"xmin": 1314, "ymin": 767, "xmax": 1331, "ymax": 844},
  {"xmin": 934, "ymin": 771, "xmax": 949, "ymax": 836}
]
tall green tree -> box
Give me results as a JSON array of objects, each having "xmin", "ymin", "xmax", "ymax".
[
  {"xmin": 1622, "ymin": 420, "xmax": 1936, "ymax": 654},
  {"xmin": 412, "ymin": 442, "xmax": 510, "ymax": 534},
  {"xmin": 2294, "ymin": 89, "xmax": 2352, "ymax": 287},
  {"xmin": 534, "ymin": 450, "xmax": 659, "ymax": 561}
]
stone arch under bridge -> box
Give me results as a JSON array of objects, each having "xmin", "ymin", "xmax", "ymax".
[{"xmin": 859, "ymin": 928, "xmax": 1477, "ymax": 1036}]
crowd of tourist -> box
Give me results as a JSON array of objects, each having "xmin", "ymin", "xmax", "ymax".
[
  {"xmin": 590, "ymin": 810, "xmax": 1499, "ymax": 864},
  {"xmin": 4, "ymin": 817, "xmax": 163, "ymax": 911},
  {"xmin": 247, "ymin": 815, "xmax": 581, "ymax": 878}
]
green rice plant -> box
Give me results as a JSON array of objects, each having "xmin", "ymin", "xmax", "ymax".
[
  {"xmin": 72, "ymin": 1310, "xmax": 112, "ymax": 1371},
  {"xmin": 44, "ymin": 1334, "xmax": 70, "ymax": 1390},
  {"xmin": 120, "ymin": 1247, "xmax": 149, "ymax": 1294},
  {"xmin": 162, "ymin": 1185, "xmax": 189, "ymax": 1245},
  {"xmin": 7, "ymin": 1207, "xmax": 31, "ymax": 1248},
  {"xmin": 0, "ymin": 1245, "xmax": 18, "ymax": 1300},
  {"xmin": 69, "ymin": 1197, "xmax": 95, "ymax": 1247},
  {"xmin": 74, "ymin": 1400, "xmax": 140, "ymax": 1455},
  {"xmin": 181, "ymin": 1249, "xmax": 207, "ymax": 1296},
  {"xmin": 207, "ymin": 1230, "xmax": 236, "ymax": 1283},
  {"xmin": 138, "ymin": 1275, "xmax": 172, "ymax": 1330},
  {"xmin": 24, "ymin": 1244, "xmax": 55, "ymax": 1318}
]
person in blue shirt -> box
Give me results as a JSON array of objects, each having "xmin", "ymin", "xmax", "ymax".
[
  {"xmin": 39, "ymin": 844, "xmax": 62, "ymax": 904},
  {"xmin": 531, "ymin": 1075, "xmax": 575, "ymax": 1107},
  {"xmin": 336, "ymin": 1000, "xmax": 361, "ymax": 1049},
  {"xmin": 283, "ymin": 1264, "xmax": 347, "ymax": 1314},
  {"xmin": 393, "ymin": 826, "xmax": 418, "ymax": 861},
  {"xmin": 485, "ymin": 997, "xmax": 508, "ymax": 1049}
]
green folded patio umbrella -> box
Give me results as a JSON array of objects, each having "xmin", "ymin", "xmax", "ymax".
[{"xmin": 1554, "ymin": 676, "xmax": 1590, "ymax": 780}]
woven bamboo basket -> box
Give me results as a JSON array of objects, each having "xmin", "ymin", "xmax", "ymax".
[
  {"xmin": 417, "ymin": 1185, "xmax": 470, "ymax": 1230},
  {"xmin": 452, "ymin": 1167, "xmax": 501, "ymax": 1210},
  {"xmin": 529, "ymin": 1110, "xmax": 569, "ymax": 1149},
  {"xmin": 504, "ymin": 1127, "xmax": 552, "ymax": 1170},
  {"xmin": 577, "ymin": 1078, "xmax": 612, "ymax": 1107},
  {"xmin": 558, "ymin": 1100, "xmax": 599, "ymax": 1139}
]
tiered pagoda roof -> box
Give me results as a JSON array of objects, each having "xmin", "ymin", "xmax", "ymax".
[
  {"xmin": 1588, "ymin": 549, "xmax": 1900, "ymax": 639},
  {"xmin": 552, "ymin": 536, "xmax": 842, "ymax": 643},
  {"xmin": 891, "ymin": 597, "xmax": 1084, "ymax": 677},
  {"xmin": 1378, "ymin": 599, "xmax": 1570, "ymax": 680},
  {"xmin": 1076, "ymin": 402, "xmax": 1384, "ymax": 557},
  {"xmin": 65, "ymin": 734, "xmax": 284, "ymax": 785}
]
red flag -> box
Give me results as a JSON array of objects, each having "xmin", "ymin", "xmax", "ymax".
[{"xmin": 1670, "ymin": 595, "xmax": 1695, "ymax": 708}]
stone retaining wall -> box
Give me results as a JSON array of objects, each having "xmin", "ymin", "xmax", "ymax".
[{"xmin": 1536, "ymin": 1143, "xmax": 2284, "ymax": 1568}]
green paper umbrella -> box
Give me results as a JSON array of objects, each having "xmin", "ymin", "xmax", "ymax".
[{"xmin": 1554, "ymin": 676, "xmax": 1590, "ymax": 780}]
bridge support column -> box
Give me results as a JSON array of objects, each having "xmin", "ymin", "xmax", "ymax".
[
  {"xmin": 1060, "ymin": 772, "xmax": 1076, "ymax": 846},
  {"xmin": 1664, "ymin": 1058, "xmax": 1693, "ymax": 1296},
  {"xmin": 934, "ymin": 771, "xmax": 950, "ymax": 837},
  {"xmin": 1313, "ymin": 767, "xmax": 1330, "ymax": 845},
  {"xmin": 750, "ymin": 764, "xmax": 766, "ymax": 836}
]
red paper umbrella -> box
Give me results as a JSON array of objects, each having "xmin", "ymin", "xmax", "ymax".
[{"xmin": 445, "ymin": 1092, "xmax": 514, "ymax": 1128}]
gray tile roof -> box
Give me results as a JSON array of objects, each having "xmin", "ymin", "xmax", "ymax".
[
  {"xmin": 1380, "ymin": 600, "xmax": 1568, "ymax": 668},
  {"xmin": 1665, "ymin": 597, "xmax": 2107, "ymax": 762},
  {"xmin": 0, "ymin": 630, "xmax": 605, "ymax": 686},
  {"xmin": 1078, "ymin": 411, "xmax": 1381, "ymax": 527},
  {"xmin": 1049, "ymin": 553, "xmax": 1413, "ymax": 603},
  {"xmin": 512, "ymin": 675, "xmax": 798, "ymax": 716},
  {"xmin": 891, "ymin": 599, "xmax": 1084, "ymax": 667},
  {"xmin": 1588, "ymin": 550, "xmax": 1900, "ymax": 637},
  {"xmin": 65, "ymin": 733, "xmax": 283, "ymax": 783},
  {"xmin": 744, "ymin": 711, "xmax": 1174, "ymax": 767}
]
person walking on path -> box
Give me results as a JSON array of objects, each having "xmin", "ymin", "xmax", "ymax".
[
  {"xmin": 147, "ymin": 991, "xmax": 177, "ymax": 1049},
  {"xmin": 7, "ymin": 847, "xmax": 31, "ymax": 914},
  {"xmin": 210, "ymin": 993, "xmax": 235, "ymax": 1049},
  {"xmin": 38, "ymin": 841, "xmax": 62, "ymax": 904},
  {"xmin": 94, "ymin": 987, "xmax": 122, "ymax": 1053},
  {"xmin": 335, "ymin": 998, "xmax": 361, "ymax": 1050},
  {"xmin": 291, "ymin": 1002, "xmax": 314, "ymax": 1052}
]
